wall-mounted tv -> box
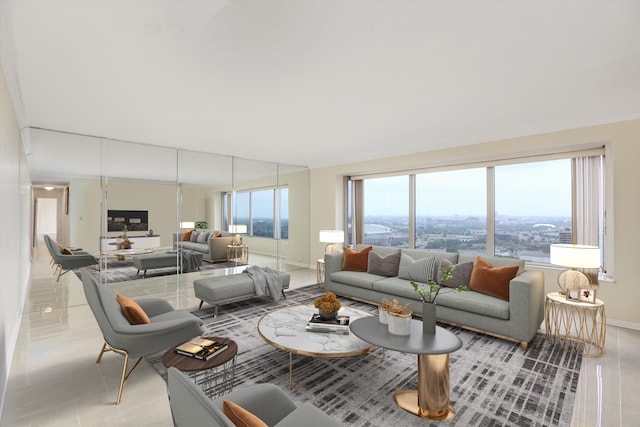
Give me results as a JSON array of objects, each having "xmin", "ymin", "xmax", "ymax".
[{"xmin": 107, "ymin": 210, "xmax": 149, "ymax": 232}]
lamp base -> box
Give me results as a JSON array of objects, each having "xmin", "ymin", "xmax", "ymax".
[
  {"xmin": 324, "ymin": 244, "xmax": 339, "ymax": 254},
  {"xmin": 557, "ymin": 269, "xmax": 590, "ymax": 294}
]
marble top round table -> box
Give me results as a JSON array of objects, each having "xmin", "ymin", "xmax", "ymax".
[{"xmin": 257, "ymin": 304, "xmax": 377, "ymax": 388}]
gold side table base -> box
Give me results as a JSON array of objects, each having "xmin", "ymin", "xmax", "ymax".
[{"xmin": 394, "ymin": 390, "xmax": 455, "ymax": 420}]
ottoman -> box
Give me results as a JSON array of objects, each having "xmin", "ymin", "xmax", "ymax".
[
  {"xmin": 133, "ymin": 251, "xmax": 203, "ymax": 278},
  {"xmin": 194, "ymin": 271, "xmax": 291, "ymax": 317}
]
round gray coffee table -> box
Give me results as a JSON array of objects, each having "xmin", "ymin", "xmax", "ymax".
[{"xmin": 350, "ymin": 316, "xmax": 463, "ymax": 421}]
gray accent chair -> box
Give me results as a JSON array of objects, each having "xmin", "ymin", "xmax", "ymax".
[
  {"xmin": 81, "ymin": 269, "xmax": 204, "ymax": 404},
  {"xmin": 167, "ymin": 367, "xmax": 343, "ymax": 427},
  {"xmin": 44, "ymin": 234, "xmax": 99, "ymax": 281}
]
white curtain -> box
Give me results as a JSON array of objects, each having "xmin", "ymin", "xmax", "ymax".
[{"xmin": 573, "ymin": 156, "xmax": 602, "ymax": 283}]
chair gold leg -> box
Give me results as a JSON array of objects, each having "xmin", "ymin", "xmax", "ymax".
[
  {"xmin": 97, "ymin": 341, "xmax": 143, "ymax": 405},
  {"xmin": 96, "ymin": 341, "xmax": 109, "ymax": 363}
]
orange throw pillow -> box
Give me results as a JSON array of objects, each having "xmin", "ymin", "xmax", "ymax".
[
  {"xmin": 60, "ymin": 246, "xmax": 73, "ymax": 255},
  {"xmin": 342, "ymin": 246, "xmax": 373, "ymax": 272},
  {"xmin": 115, "ymin": 294, "xmax": 150, "ymax": 324},
  {"xmin": 211, "ymin": 231, "xmax": 222, "ymax": 238},
  {"xmin": 182, "ymin": 230, "xmax": 194, "ymax": 241},
  {"xmin": 222, "ymin": 400, "xmax": 268, "ymax": 427},
  {"xmin": 469, "ymin": 256, "xmax": 519, "ymax": 301}
]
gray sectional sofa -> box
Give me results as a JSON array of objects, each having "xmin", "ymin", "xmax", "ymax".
[
  {"xmin": 324, "ymin": 245, "xmax": 545, "ymax": 350},
  {"xmin": 172, "ymin": 230, "xmax": 234, "ymax": 262}
]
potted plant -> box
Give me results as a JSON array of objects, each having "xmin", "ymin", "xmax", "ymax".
[
  {"xmin": 195, "ymin": 221, "xmax": 208, "ymax": 230},
  {"xmin": 386, "ymin": 299, "xmax": 412, "ymax": 335},
  {"xmin": 314, "ymin": 291, "xmax": 342, "ymax": 320},
  {"xmin": 410, "ymin": 263, "xmax": 467, "ymax": 334},
  {"xmin": 121, "ymin": 224, "xmax": 128, "ymax": 237}
]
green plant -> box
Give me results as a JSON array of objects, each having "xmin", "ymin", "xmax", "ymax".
[
  {"xmin": 195, "ymin": 221, "xmax": 208, "ymax": 230},
  {"xmin": 122, "ymin": 224, "xmax": 128, "ymax": 234},
  {"xmin": 410, "ymin": 264, "xmax": 467, "ymax": 303}
]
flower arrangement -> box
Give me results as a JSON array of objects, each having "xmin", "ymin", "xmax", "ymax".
[
  {"xmin": 387, "ymin": 298, "xmax": 412, "ymax": 317},
  {"xmin": 410, "ymin": 264, "xmax": 467, "ymax": 303},
  {"xmin": 314, "ymin": 291, "xmax": 342, "ymax": 313}
]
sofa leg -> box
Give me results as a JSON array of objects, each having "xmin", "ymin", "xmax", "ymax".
[
  {"xmin": 520, "ymin": 341, "xmax": 528, "ymax": 352},
  {"xmin": 281, "ymin": 290, "xmax": 287, "ymax": 300},
  {"xmin": 199, "ymin": 300, "xmax": 204, "ymax": 309}
]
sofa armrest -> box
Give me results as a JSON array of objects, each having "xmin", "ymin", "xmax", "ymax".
[
  {"xmin": 323, "ymin": 253, "xmax": 344, "ymax": 287},
  {"xmin": 209, "ymin": 236, "xmax": 234, "ymax": 261},
  {"xmin": 508, "ymin": 270, "xmax": 545, "ymax": 343}
]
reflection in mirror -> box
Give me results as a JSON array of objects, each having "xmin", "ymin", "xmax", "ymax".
[{"xmin": 101, "ymin": 139, "xmax": 178, "ymax": 284}]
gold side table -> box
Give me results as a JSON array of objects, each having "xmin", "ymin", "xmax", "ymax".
[
  {"xmin": 226, "ymin": 245, "xmax": 248, "ymax": 265},
  {"xmin": 316, "ymin": 258, "xmax": 325, "ymax": 285},
  {"xmin": 545, "ymin": 291, "xmax": 606, "ymax": 357}
]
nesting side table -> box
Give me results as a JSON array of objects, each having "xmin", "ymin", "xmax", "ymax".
[
  {"xmin": 545, "ymin": 292, "xmax": 606, "ymax": 357},
  {"xmin": 162, "ymin": 336, "xmax": 238, "ymax": 398}
]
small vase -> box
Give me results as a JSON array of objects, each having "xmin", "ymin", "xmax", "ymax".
[
  {"xmin": 319, "ymin": 310, "xmax": 338, "ymax": 321},
  {"xmin": 388, "ymin": 312, "xmax": 412, "ymax": 335},
  {"xmin": 378, "ymin": 306, "xmax": 389, "ymax": 324},
  {"xmin": 422, "ymin": 302, "xmax": 436, "ymax": 335}
]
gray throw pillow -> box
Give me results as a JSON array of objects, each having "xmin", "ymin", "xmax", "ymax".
[
  {"xmin": 437, "ymin": 258, "xmax": 474, "ymax": 288},
  {"xmin": 367, "ymin": 251, "xmax": 401, "ymax": 277},
  {"xmin": 398, "ymin": 253, "xmax": 436, "ymax": 283},
  {"xmin": 190, "ymin": 230, "xmax": 200, "ymax": 242},
  {"xmin": 197, "ymin": 231, "xmax": 211, "ymax": 243}
]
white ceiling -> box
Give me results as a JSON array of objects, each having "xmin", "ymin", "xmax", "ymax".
[{"xmin": 2, "ymin": 0, "xmax": 640, "ymax": 178}]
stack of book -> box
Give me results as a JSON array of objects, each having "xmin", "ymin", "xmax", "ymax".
[
  {"xmin": 175, "ymin": 337, "xmax": 228, "ymax": 361},
  {"xmin": 305, "ymin": 313, "xmax": 350, "ymax": 335}
]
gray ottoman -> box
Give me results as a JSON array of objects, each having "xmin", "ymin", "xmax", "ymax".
[
  {"xmin": 194, "ymin": 271, "xmax": 291, "ymax": 316},
  {"xmin": 133, "ymin": 251, "xmax": 203, "ymax": 278}
]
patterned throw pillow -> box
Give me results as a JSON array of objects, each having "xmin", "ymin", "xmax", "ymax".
[
  {"xmin": 397, "ymin": 253, "xmax": 436, "ymax": 283},
  {"xmin": 190, "ymin": 230, "xmax": 200, "ymax": 242}
]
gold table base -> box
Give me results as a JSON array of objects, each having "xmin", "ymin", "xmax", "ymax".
[
  {"xmin": 545, "ymin": 292, "xmax": 606, "ymax": 357},
  {"xmin": 393, "ymin": 353, "xmax": 455, "ymax": 420}
]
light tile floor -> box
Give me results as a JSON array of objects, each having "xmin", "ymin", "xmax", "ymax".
[{"xmin": 1, "ymin": 240, "xmax": 638, "ymax": 426}]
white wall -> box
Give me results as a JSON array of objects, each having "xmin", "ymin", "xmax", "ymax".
[
  {"xmin": 310, "ymin": 119, "xmax": 640, "ymax": 328},
  {"xmin": 0, "ymin": 67, "xmax": 31, "ymax": 418}
]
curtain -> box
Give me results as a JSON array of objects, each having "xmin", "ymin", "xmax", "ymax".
[{"xmin": 573, "ymin": 156, "xmax": 602, "ymax": 283}]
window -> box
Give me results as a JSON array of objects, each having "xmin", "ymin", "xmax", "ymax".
[
  {"xmin": 363, "ymin": 176, "xmax": 409, "ymax": 247},
  {"xmin": 416, "ymin": 168, "xmax": 487, "ymax": 254},
  {"xmin": 348, "ymin": 150, "xmax": 605, "ymax": 269},
  {"xmin": 494, "ymin": 160, "xmax": 571, "ymax": 262},
  {"xmin": 224, "ymin": 187, "xmax": 288, "ymax": 240}
]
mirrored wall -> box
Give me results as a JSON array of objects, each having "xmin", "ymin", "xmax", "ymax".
[{"xmin": 27, "ymin": 128, "xmax": 310, "ymax": 288}]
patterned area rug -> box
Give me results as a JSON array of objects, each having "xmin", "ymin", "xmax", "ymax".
[
  {"xmin": 76, "ymin": 257, "xmax": 228, "ymax": 283},
  {"xmin": 147, "ymin": 286, "xmax": 582, "ymax": 427}
]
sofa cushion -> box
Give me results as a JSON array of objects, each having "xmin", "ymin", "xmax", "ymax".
[
  {"xmin": 367, "ymin": 251, "xmax": 400, "ymax": 277},
  {"xmin": 223, "ymin": 400, "xmax": 268, "ymax": 427},
  {"xmin": 372, "ymin": 277, "xmax": 421, "ymax": 301},
  {"xmin": 115, "ymin": 294, "xmax": 150, "ymax": 324},
  {"xmin": 398, "ymin": 253, "xmax": 436, "ymax": 283},
  {"xmin": 437, "ymin": 290, "xmax": 510, "ymax": 320},
  {"xmin": 275, "ymin": 403, "xmax": 343, "ymax": 427},
  {"xmin": 329, "ymin": 271, "xmax": 381, "ymax": 290},
  {"xmin": 190, "ymin": 230, "xmax": 200, "ymax": 242},
  {"xmin": 437, "ymin": 258, "xmax": 474, "ymax": 288},
  {"xmin": 342, "ymin": 246, "xmax": 373, "ymax": 272},
  {"xmin": 197, "ymin": 231, "xmax": 211, "ymax": 243},
  {"xmin": 469, "ymin": 256, "xmax": 519, "ymax": 301},
  {"xmin": 182, "ymin": 230, "xmax": 194, "ymax": 241}
]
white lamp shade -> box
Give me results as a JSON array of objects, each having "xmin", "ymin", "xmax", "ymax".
[
  {"xmin": 179, "ymin": 221, "xmax": 195, "ymax": 229},
  {"xmin": 550, "ymin": 244, "xmax": 600, "ymax": 268},
  {"xmin": 228, "ymin": 224, "xmax": 247, "ymax": 234},
  {"xmin": 319, "ymin": 230, "xmax": 344, "ymax": 243}
]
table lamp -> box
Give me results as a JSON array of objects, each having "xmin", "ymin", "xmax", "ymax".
[
  {"xmin": 549, "ymin": 244, "xmax": 600, "ymax": 295},
  {"xmin": 229, "ymin": 224, "xmax": 247, "ymax": 246},
  {"xmin": 319, "ymin": 230, "xmax": 344, "ymax": 254},
  {"xmin": 180, "ymin": 221, "xmax": 195, "ymax": 229}
]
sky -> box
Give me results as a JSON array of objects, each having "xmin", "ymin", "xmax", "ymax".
[{"xmin": 364, "ymin": 159, "xmax": 572, "ymax": 217}]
